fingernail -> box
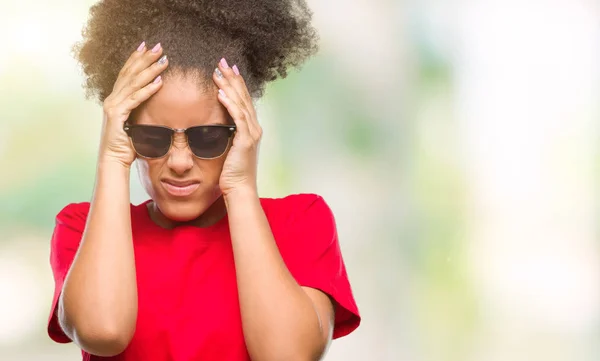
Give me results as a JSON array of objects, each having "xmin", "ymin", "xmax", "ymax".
[
  {"xmin": 153, "ymin": 75, "xmax": 162, "ymax": 84},
  {"xmin": 220, "ymin": 58, "xmax": 229, "ymax": 68},
  {"xmin": 152, "ymin": 43, "xmax": 161, "ymax": 53},
  {"xmin": 215, "ymin": 68, "xmax": 223, "ymax": 79},
  {"xmin": 137, "ymin": 41, "xmax": 146, "ymax": 52},
  {"xmin": 218, "ymin": 89, "xmax": 226, "ymax": 97},
  {"xmin": 232, "ymin": 65, "xmax": 240, "ymax": 76},
  {"xmin": 158, "ymin": 55, "xmax": 167, "ymax": 65}
]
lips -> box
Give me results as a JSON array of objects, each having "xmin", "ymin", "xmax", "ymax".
[{"xmin": 161, "ymin": 179, "xmax": 201, "ymax": 197}]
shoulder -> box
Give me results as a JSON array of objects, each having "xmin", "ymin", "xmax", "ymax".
[
  {"xmin": 55, "ymin": 202, "xmax": 91, "ymax": 229},
  {"xmin": 50, "ymin": 203, "xmax": 91, "ymax": 255},
  {"xmin": 55, "ymin": 201, "xmax": 148, "ymax": 230},
  {"xmin": 260, "ymin": 193, "xmax": 332, "ymax": 214},
  {"xmin": 52, "ymin": 201, "xmax": 147, "ymax": 249},
  {"xmin": 260, "ymin": 193, "xmax": 335, "ymax": 226},
  {"xmin": 260, "ymin": 193, "xmax": 337, "ymax": 250},
  {"xmin": 55, "ymin": 201, "xmax": 149, "ymax": 219}
]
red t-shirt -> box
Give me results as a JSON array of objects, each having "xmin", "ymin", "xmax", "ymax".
[{"xmin": 48, "ymin": 193, "xmax": 360, "ymax": 360}]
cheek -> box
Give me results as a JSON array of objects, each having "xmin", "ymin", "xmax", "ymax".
[
  {"xmin": 195, "ymin": 157, "xmax": 227, "ymax": 182},
  {"xmin": 136, "ymin": 159, "xmax": 161, "ymax": 196},
  {"xmin": 137, "ymin": 157, "xmax": 226, "ymax": 200}
]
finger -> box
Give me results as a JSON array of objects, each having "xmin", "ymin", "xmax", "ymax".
[
  {"xmin": 118, "ymin": 75, "xmax": 164, "ymax": 118},
  {"xmin": 119, "ymin": 41, "xmax": 147, "ymax": 76},
  {"xmin": 230, "ymin": 64, "xmax": 261, "ymax": 137},
  {"xmin": 219, "ymin": 61, "xmax": 260, "ymax": 137},
  {"xmin": 114, "ymin": 43, "xmax": 165, "ymax": 92},
  {"xmin": 215, "ymin": 61, "xmax": 256, "ymax": 121},
  {"xmin": 112, "ymin": 43, "xmax": 146, "ymax": 92},
  {"xmin": 213, "ymin": 63, "xmax": 260, "ymax": 138},
  {"xmin": 227, "ymin": 63, "xmax": 256, "ymax": 118},
  {"xmin": 216, "ymin": 88, "xmax": 254, "ymax": 146},
  {"xmin": 115, "ymin": 53, "xmax": 169, "ymax": 103}
]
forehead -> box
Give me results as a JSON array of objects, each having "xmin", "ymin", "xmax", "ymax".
[{"xmin": 133, "ymin": 75, "xmax": 229, "ymax": 128}]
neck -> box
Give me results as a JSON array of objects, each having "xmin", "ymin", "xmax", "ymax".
[{"xmin": 147, "ymin": 196, "xmax": 227, "ymax": 229}]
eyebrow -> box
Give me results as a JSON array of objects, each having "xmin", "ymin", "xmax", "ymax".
[{"xmin": 131, "ymin": 112, "xmax": 233, "ymax": 126}]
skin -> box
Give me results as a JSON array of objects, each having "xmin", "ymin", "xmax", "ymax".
[
  {"xmin": 131, "ymin": 74, "xmax": 230, "ymax": 228},
  {"xmin": 58, "ymin": 42, "xmax": 336, "ymax": 361}
]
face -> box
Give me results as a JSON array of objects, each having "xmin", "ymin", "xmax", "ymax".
[{"xmin": 131, "ymin": 75, "xmax": 231, "ymax": 226}]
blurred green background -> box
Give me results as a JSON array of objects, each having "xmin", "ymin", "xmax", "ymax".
[{"xmin": 1, "ymin": 0, "xmax": 599, "ymax": 360}]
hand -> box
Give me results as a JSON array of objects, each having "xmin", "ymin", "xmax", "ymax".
[
  {"xmin": 99, "ymin": 42, "xmax": 169, "ymax": 168},
  {"xmin": 213, "ymin": 59, "xmax": 262, "ymax": 196}
]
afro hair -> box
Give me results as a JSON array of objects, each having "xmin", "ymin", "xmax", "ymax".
[{"xmin": 73, "ymin": 0, "xmax": 319, "ymax": 102}]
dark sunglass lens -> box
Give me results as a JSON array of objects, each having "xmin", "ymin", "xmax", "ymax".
[
  {"xmin": 130, "ymin": 126, "xmax": 172, "ymax": 158},
  {"xmin": 187, "ymin": 126, "xmax": 231, "ymax": 158}
]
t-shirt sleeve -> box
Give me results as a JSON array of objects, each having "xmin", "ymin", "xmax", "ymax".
[
  {"xmin": 47, "ymin": 202, "xmax": 89, "ymax": 343},
  {"xmin": 281, "ymin": 194, "xmax": 361, "ymax": 339}
]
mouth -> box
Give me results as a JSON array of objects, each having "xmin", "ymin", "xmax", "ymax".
[{"xmin": 161, "ymin": 180, "xmax": 201, "ymax": 197}]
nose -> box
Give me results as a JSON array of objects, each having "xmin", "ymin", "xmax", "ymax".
[{"xmin": 166, "ymin": 136, "xmax": 194, "ymax": 175}]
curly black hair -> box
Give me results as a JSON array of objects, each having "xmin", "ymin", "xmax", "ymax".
[{"xmin": 73, "ymin": 0, "xmax": 319, "ymax": 103}]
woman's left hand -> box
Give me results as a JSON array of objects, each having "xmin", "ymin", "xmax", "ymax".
[{"xmin": 213, "ymin": 58, "xmax": 262, "ymax": 197}]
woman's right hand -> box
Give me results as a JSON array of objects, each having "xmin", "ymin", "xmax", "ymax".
[{"xmin": 99, "ymin": 42, "xmax": 169, "ymax": 168}]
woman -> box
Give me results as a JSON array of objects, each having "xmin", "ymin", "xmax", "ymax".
[{"xmin": 47, "ymin": 0, "xmax": 360, "ymax": 360}]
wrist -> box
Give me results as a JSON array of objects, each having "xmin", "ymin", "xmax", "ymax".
[
  {"xmin": 96, "ymin": 158, "xmax": 132, "ymax": 184},
  {"xmin": 97, "ymin": 156, "xmax": 133, "ymax": 172},
  {"xmin": 223, "ymin": 186, "xmax": 259, "ymax": 207},
  {"xmin": 93, "ymin": 159, "xmax": 131, "ymax": 199}
]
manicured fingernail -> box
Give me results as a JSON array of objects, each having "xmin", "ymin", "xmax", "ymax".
[
  {"xmin": 220, "ymin": 58, "xmax": 229, "ymax": 68},
  {"xmin": 232, "ymin": 65, "xmax": 240, "ymax": 75},
  {"xmin": 158, "ymin": 55, "xmax": 167, "ymax": 65},
  {"xmin": 152, "ymin": 43, "xmax": 161, "ymax": 53},
  {"xmin": 215, "ymin": 68, "xmax": 223, "ymax": 79},
  {"xmin": 218, "ymin": 89, "xmax": 226, "ymax": 97},
  {"xmin": 153, "ymin": 75, "xmax": 162, "ymax": 84},
  {"xmin": 137, "ymin": 41, "xmax": 146, "ymax": 52}
]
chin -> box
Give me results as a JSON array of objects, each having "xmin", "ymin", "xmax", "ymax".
[
  {"xmin": 159, "ymin": 202, "xmax": 204, "ymax": 222},
  {"xmin": 153, "ymin": 188, "xmax": 222, "ymax": 222}
]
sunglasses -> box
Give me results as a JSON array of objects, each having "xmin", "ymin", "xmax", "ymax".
[{"xmin": 123, "ymin": 123, "xmax": 236, "ymax": 159}]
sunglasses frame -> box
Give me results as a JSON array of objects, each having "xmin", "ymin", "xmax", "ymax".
[{"xmin": 123, "ymin": 123, "xmax": 237, "ymax": 160}]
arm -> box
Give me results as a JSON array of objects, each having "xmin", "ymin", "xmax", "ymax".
[
  {"xmin": 225, "ymin": 189, "xmax": 335, "ymax": 361},
  {"xmin": 58, "ymin": 161, "xmax": 137, "ymax": 356},
  {"xmin": 213, "ymin": 60, "xmax": 348, "ymax": 360},
  {"xmin": 57, "ymin": 42, "xmax": 168, "ymax": 356}
]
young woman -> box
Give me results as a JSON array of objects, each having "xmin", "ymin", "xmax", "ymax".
[{"xmin": 47, "ymin": 1, "xmax": 360, "ymax": 360}]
